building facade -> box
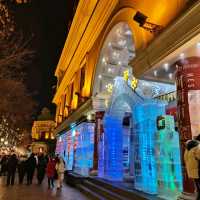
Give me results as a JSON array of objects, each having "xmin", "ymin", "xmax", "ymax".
[
  {"xmin": 53, "ymin": 0, "xmax": 200, "ymax": 199},
  {"xmin": 31, "ymin": 120, "xmax": 55, "ymax": 154}
]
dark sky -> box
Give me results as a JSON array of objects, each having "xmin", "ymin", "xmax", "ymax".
[{"xmin": 11, "ymin": 0, "xmax": 78, "ymax": 116}]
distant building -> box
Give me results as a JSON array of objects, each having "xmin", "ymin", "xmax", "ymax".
[{"xmin": 31, "ymin": 108, "xmax": 56, "ymax": 154}]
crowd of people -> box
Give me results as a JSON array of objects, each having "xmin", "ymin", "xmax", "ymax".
[{"xmin": 0, "ymin": 153, "xmax": 65, "ymax": 189}]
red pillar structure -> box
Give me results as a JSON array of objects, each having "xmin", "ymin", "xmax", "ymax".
[
  {"xmin": 175, "ymin": 56, "xmax": 200, "ymax": 193},
  {"xmin": 93, "ymin": 111, "xmax": 105, "ymax": 171}
]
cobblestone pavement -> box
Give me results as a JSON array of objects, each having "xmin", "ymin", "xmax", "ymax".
[{"xmin": 0, "ymin": 176, "xmax": 88, "ymax": 200}]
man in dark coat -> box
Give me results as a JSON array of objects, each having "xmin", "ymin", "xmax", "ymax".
[
  {"xmin": 37, "ymin": 154, "xmax": 47, "ymax": 184},
  {"xmin": 26, "ymin": 153, "xmax": 36, "ymax": 185},
  {"xmin": 18, "ymin": 155, "xmax": 27, "ymax": 184},
  {"xmin": 0, "ymin": 155, "xmax": 8, "ymax": 176},
  {"xmin": 6, "ymin": 154, "xmax": 18, "ymax": 186}
]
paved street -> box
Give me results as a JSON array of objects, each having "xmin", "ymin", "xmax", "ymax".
[{"xmin": 0, "ymin": 176, "xmax": 88, "ymax": 200}]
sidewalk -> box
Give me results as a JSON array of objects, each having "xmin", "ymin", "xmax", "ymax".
[{"xmin": 0, "ymin": 176, "xmax": 89, "ymax": 200}]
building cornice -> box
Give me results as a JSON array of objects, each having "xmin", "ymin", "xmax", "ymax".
[
  {"xmin": 53, "ymin": 98, "xmax": 92, "ymax": 136},
  {"xmin": 131, "ymin": 1, "xmax": 200, "ymax": 77},
  {"xmin": 53, "ymin": 0, "xmax": 119, "ymax": 104},
  {"xmin": 55, "ymin": 0, "xmax": 99, "ymax": 77}
]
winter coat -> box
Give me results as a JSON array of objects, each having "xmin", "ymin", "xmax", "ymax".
[
  {"xmin": 46, "ymin": 160, "xmax": 56, "ymax": 177},
  {"xmin": 55, "ymin": 159, "xmax": 65, "ymax": 174},
  {"xmin": 27, "ymin": 154, "xmax": 36, "ymax": 171},
  {"xmin": 7, "ymin": 154, "xmax": 18, "ymax": 172},
  {"xmin": 184, "ymin": 144, "xmax": 200, "ymax": 179}
]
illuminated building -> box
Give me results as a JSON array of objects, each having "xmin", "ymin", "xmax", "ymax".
[
  {"xmin": 31, "ymin": 120, "xmax": 55, "ymax": 154},
  {"xmin": 53, "ymin": 0, "xmax": 200, "ymax": 199}
]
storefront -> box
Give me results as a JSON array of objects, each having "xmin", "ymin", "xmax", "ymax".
[
  {"xmin": 56, "ymin": 122, "xmax": 95, "ymax": 176},
  {"xmin": 53, "ymin": 0, "xmax": 200, "ymax": 199}
]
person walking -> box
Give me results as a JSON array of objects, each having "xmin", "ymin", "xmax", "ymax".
[
  {"xmin": 18, "ymin": 155, "xmax": 27, "ymax": 184},
  {"xmin": 37, "ymin": 154, "xmax": 46, "ymax": 184},
  {"xmin": 26, "ymin": 153, "xmax": 36, "ymax": 185},
  {"xmin": 46, "ymin": 157, "xmax": 56, "ymax": 189},
  {"xmin": 184, "ymin": 140, "xmax": 200, "ymax": 200},
  {"xmin": 55, "ymin": 157, "xmax": 65, "ymax": 189},
  {"xmin": 6, "ymin": 154, "xmax": 18, "ymax": 186},
  {"xmin": 0, "ymin": 155, "xmax": 8, "ymax": 176}
]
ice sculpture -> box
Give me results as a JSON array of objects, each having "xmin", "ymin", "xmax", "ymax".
[
  {"xmin": 155, "ymin": 115, "xmax": 183, "ymax": 199},
  {"xmin": 73, "ymin": 122, "xmax": 95, "ymax": 176},
  {"xmin": 103, "ymin": 115, "xmax": 123, "ymax": 181},
  {"xmin": 122, "ymin": 125, "xmax": 131, "ymax": 178},
  {"xmin": 100, "ymin": 77, "xmax": 168, "ymax": 194},
  {"xmin": 55, "ymin": 132, "xmax": 66, "ymax": 160},
  {"xmin": 66, "ymin": 130, "xmax": 74, "ymax": 170},
  {"xmin": 132, "ymin": 103, "xmax": 165, "ymax": 194}
]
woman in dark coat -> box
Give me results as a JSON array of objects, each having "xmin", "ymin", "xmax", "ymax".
[{"xmin": 37, "ymin": 154, "xmax": 47, "ymax": 184}]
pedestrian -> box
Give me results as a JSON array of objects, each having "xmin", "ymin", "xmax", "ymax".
[
  {"xmin": 55, "ymin": 157, "xmax": 65, "ymax": 189},
  {"xmin": 26, "ymin": 153, "xmax": 36, "ymax": 185},
  {"xmin": 18, "ymin": 155, "xmax": 27, "ymax": 184},
  {"xmin": 184, "ymin": 139, "xmax": 200, "ymax": 200},
  {"xmin": 0, "ymin": 155, "xmax": 8, "ymax": 176},
  {"xmin": 6, "ymin": 154, "xmax": 18, "ymax": 186},
  {"xmin": 46, "ymin": 156, "xmax": 56, "ymax": 189},
  {"xmin": 37, "ymin": 154, "xmax": 46, "ymax": 184}
]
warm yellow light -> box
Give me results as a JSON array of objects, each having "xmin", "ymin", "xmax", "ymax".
[
  {"xmin": 107, "ymin": 83, "xmax": 113, "ymax": 93},
  {"xmin": 51, "ymin": 134, "xmax": 55, "ymax": 140},
  {"xmin": 123, "ymin": 70, "xmax": 129, "ymax": 82},
  {"xmin": 45, "ymin": 133, "xmax": 49, "ymax": 139},
  {"xmin": 36, "ymin": 133, "xmax": 39, "ymax": 140},
  {"xmin": 131, "ymin": 77, "xmax": 138, "ymax": 90}
]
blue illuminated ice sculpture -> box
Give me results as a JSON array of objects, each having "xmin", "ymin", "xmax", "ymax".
[
  {"xmin": 66, "ymin": 130, "xmax": 74, "ymax": 171},
  {"xmin": 132, "ymin": 103, "xmax": 165, "ymax": 194},
  {"xmin": 100, "ymin": 77, "xmax": 167, "ymax": 195},
  {"xmin": 73, "ymin": 122, "xmax": 95, "ymax": 176},
  {"xmin": 103, "ymin": 115, "xmax": 123, "ymax": 181},
  {"xmin": 155, "ymin": 115, "xmax": 183, "ymax": 199}
]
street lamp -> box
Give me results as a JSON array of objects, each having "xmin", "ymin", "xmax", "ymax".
[{"xmin": 1, "ymin": 138, "xmax": 4, "ymax": 142}]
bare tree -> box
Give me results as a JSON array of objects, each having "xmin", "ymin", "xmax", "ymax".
[
  {"xmin": 0, "ymin": 2, "xmax": 37, "ymax": 144},
  {"xmin": 0, "ymin": 33, "xmax": 34, "ymax": 79}
]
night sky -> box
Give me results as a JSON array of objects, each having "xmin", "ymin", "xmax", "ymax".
[{"xmin": 11, "ymin": 0, "xmax": 78, "ymax": 116}]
